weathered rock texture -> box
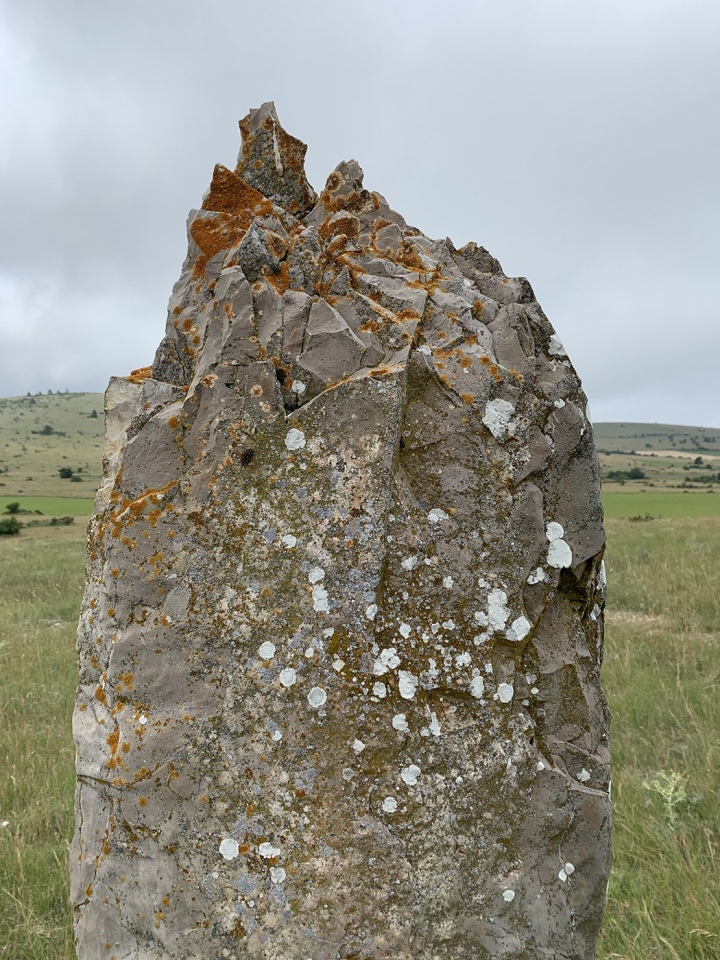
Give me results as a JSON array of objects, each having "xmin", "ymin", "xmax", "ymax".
[{"xmin": 72, "ymin": 103, "xmax": 610, "ymax": 960}]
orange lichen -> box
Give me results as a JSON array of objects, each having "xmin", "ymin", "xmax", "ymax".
[
  {"xmin": 479, "ymin": 355, "xmax": 504, "ymax": 383},
  {"xmin": 460, "ymin": 393, "xmax": 475, "ymax": 405},
  {"xmin": 128, "ymin": 366, "xmax": 152, "ymax": 384}
]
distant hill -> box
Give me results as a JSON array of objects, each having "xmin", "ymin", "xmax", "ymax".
[
  {"xmin": 0, "ymin": 392, "xmax": 104, "ymax": 499},
  {"xmin": 593, "ymin": 422, "xmax": 720, "ymax": 455}
]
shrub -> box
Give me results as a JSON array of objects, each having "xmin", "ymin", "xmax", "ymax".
[
  {"xmin": 0, "ymin": 516, "xmax": 21, "ymax": 536},
  {"xmin": 4, "ymin": 501, "xmax": 20, "ymax": 515}
]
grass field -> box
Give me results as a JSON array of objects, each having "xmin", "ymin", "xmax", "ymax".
[
  {"xmin": 1, "ymin": 517, "xmax": 718, "ymax": 958},
  {"xmin": 0, "ymin": 393, "xmax": 103, "ymax": 499},
  {"xmin": 0, "ymin": 497, "xmax": 96, "ymax": 518},
  {"xmin": 603, "ymin": 490, "xmax": 720, "ymax": 519}
]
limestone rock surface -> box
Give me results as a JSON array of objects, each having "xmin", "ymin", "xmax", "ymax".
[{"xmin": 72, "ymin": 102, "xmax": 610, "ymax": 960}]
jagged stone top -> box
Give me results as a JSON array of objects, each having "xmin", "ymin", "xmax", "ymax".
[{"xmin": 151, "ymin": 104, "xmax": 571, "ymax": 453}]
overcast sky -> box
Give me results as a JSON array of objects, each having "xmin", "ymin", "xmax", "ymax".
[{"xmin": 1, "ymin": 0, "xmax": 718, "ymax": 426}]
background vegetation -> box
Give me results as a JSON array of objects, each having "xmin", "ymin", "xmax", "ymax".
[{"xmin": 0, "ymin": 395, "xmax": 717, "ymax": 957}]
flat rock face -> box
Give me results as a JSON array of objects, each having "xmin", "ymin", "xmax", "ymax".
[{"xmin": 72, "ymin": 103, "xmax": 610, "ymax": 960}]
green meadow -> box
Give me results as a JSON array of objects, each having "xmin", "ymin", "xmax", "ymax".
[{"xmin": 0, "ymin": 395, "xmax": 718, "ymax": 957}]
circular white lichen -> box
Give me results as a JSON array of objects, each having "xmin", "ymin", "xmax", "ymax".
[
  {"xmin": 398, "ymin": 671, "xmax": 418, "ymax": 700},
  {"xmin": 308, "ymin": 566, "xmax": 325, "ymax": 584},
  {"xmin": 392, "ymin": 713, "xmax": 409, "ymax": 732},
  {"xmin": 353, "ymin": 739, "xmax": 366, "ymax": 753},
  {"xmin": 506, "ymin": 616, "xmax": 531, "ymax": 643},
  {"xmin": 270, "ymin": 866, "xmax": 286, "ymax": 883},
  {"xmin": 285, "ymin": 427, "xmax": 306, "ymax": 451},
  {"xmin": 307, "ymin": 686, "xmax": 327, "ymax": 709},
  {"xmin": 279, "ymin": 668, "xmax": 297, "ymax": 688},
  {"xmin": 219, "ymin": 838, "xmax": 239, "ymax": 861},
  {"xmin": 291, "ymin": 380, "xmax": 306, "ymax": 395},
  {"xmin": 469, "ymin": 676, "xmax": 485, "ymax": 699},
  {"xmin": 502, "ymin": 889, "xmax": 516, "ymax": 903},
  {"xmin": 258, "ymin": 842, "xmax": 281, "ymax": 859},
  {"xmin": 545, "ymin": 521, "xmax": 565, "ymax": 542},
  {"xmin": 400, "ymin": 764, "xmax": 421, "ymax": 786},
  {"xmin": 382, "ymin": 797, "xmax": 398, "ymax": 813},
  {"xmin": 372, "ymin": 681, "xmax": 387, "ymax": 698},
  {"xmin": 399, "ymin": 622, "xmax": 411, "ymax": 638},
  {"xmin": 547, "ymin": 539, "xmax": 573, "ymax": 569},
  {"xmin": 258, "ymin": 641, "xmax": 276, "ymax": 660},
  {"xmin": 281, "ymin": 534, "xmax": 297, "ymax": 549},
  {"xmin": 497, "ymin": 682, "xmax": 514, "ymax": 703},
  {"xmin": 427, "ymin": 507, "xmax": 449, "ymax": 524}
]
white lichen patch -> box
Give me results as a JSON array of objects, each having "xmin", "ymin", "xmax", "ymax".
[
  {"xmin": 400, "ymin": 764, "xmax": 421, "ymax": 786},
  {"xmin": 427, "ymin": 507, "xmax": 449, "ymax": 524},
  {"xmin": 219, "ymin": 838, "xmax": 239, "ymax": 861},
  {"xmin": 258, "ymin": 842, "xmax": 281, "ymax": 859},
  {"xmin": 506, "ymin": 616, "xmax": 531, "ymax": 643},
  {"xmin": 392, "ymin": 713, "xmax": 409, "ymax": 732},
  {"xmin": 497, "ymin": 682, "xmax": 514, "ymax": 703},
  {"xmin": 271, "ymin": 729, "xmax": 282, "ymax": 741},
  {"xmin": 469, "ymin": 675, "xmax": 485, "ymax": 699},
  {"xmin": 488, "ymin": 588, "xmax": 510, "ymax": 631},
  {"xmin": 502, "ymin": 889, "xmax": 516, "ymax": 903},
  {"xmin": 279, "ymin": 668, "xmax": 297, "ymax": 688},
  {"xmin": 291, "ymin": 379, "xmax": 306, "ymax": 395},
  {"xmin": 308, "ymin": 566, "xmax": 325, "ymax": 584},
  {"xmin": 372, "ymin": 681, "xmax": 387, "ymax": 698},
  {"xmin": 312, "ymin": 584, "xmax": 329, "ymax": 612},
  {"xmin": 280, "ymin": 534, "xmax": 297, "ymax": 549},
  {"xmin": 305, "ymin": 646, "xmax": 315, "ymax": 658},
  {"xmin": 545, "ymin": 521, "xmax": 565, "ymax": 542},
  {"xmin": 401, "ymin": 556, "xmax": 419, "ymax": 571},
  {"xmin": 285, "ymin": 427, "xmax": 306, "ymax": 451},
  {"xmin": 455, "ymin": 651, "xmax": 471, "ymax": 668},
  {"xmin": 399, "ymin": 622, "xmax": 412, "ymax": 638},
  {"xmin": 577, "ymin": 768, "xmax": 591, "ymax": 782},
  {"xmin": 527, "ymin": 567, "xmax": 546, "ymax": 585},
  {"xmin": 398, "ymin": 670, "xmax": 418, "ymax": 699},
  {"xmin": 559, "ymin": 862, "xmax": 575, "ymax": 882},
  {"xmin": 258, "ymin": 641, "xmax": 276, "ymax": 660},
  {"xmin": 366, "ymin": 603, "xmax": 378, "ymax": 620},
  {"xmin": 307, "ymin": 686, "xmax": 327, "ymax": 708},
  {"xmin": 353, "ymin": 739, "xmax": 366, "ymax": 753},
  {"xmin": 373, "ymin": 647, "xmax": 401, "ymax": 675},
  {"xmin": 382, "ymin": 797, "xmax": 398, "ymax": 813},
  {"xmin": 548, "ymin": 333, "xmax": 566, "ymax": 356},
  {"xmin": 332, "ymin": 658, "xmax": 345, "ymax": 672},
  {"xmin": 443, "ymin": 576, "xmax": 454, "ymax": 589},
  {"xmin": 482, "ymin": 398, "xmax": 515, "ymax": 440},
  {"xmin": 270, "ymin": 866, "xmax": 286, "ymax": 883},
  {"xmin": 547, "ymin": 539, "xmax": 573, "ymax": 569}
]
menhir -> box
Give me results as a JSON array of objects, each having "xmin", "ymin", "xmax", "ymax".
[{"xmin": 71, "ymin": 102, "xmax": 610, "ymax": 960}]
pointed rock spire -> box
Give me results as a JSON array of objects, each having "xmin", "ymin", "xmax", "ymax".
[{"xmin": 236, "ymin": 101, "xmax": 317, "ymax": 218}]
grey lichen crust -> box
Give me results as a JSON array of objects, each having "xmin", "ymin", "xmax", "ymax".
[{"xmin": 71, "ymin": 102, "xmax": 610, "ymax": 960}]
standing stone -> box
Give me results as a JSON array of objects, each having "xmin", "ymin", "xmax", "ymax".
[{"xmin": 72, "ymin": 102, "xmax": 610, "ymax": 960}]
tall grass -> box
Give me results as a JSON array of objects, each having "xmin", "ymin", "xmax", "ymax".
[
  {"xmin": 0, "ymin": 520, "xmax": 717, "ymax": 957},
  {"xmin": 598, "ymin": 518, "xmax": 720, "ymax": 959},
  {"xmin": 0, "ymin": 528, "xmax": 84, "ymax": 959}
]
